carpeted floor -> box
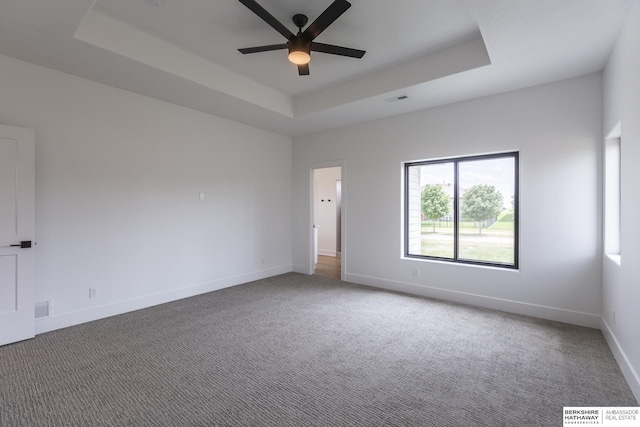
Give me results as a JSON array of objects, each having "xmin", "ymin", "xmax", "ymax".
[{"xmin": 0, "ymin": 273, "xmax": 636, "ymax": 426}]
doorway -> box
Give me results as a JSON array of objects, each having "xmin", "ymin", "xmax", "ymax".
[{"xmin": 312, "ymin": 166, "xmax": 343, "ymax": 279}]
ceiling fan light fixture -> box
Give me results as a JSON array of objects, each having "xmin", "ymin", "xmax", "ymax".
[
  {"xmin": 238, "ymin": 0, "xmax": 365, "ymax": 75},
  {"xmin": 288, "ymin": 38, "xmax": 311, "ymax": 65},
  {"xmin": 288, "ymin": 50, "xmax": 311, "ymax": 65}
]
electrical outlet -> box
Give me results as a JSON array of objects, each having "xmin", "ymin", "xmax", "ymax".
[
  {"xmin": 413, "ymin": 268, "xmax": 421, "ymax": 278},
  {"xmin": 89, "ymin": 288, "xmax": 98, "ymax": 299},
  {"xmin": 613, "ymin": 309, "xmax": 616, "ymax": 325},
  {"xmin": 261, "ymin": 257, "xmax": 265, "ymax": 265}
]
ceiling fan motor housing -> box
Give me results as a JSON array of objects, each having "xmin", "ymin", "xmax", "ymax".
[{"xmin": 288, "ymin": 35, "xmax": 311, "ymax": 55}]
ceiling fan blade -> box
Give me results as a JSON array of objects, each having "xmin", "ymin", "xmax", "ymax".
[
  {"xmin": 238, "ymin": 0, "xmax": 294, "ymax": 39},
  {"xmin": 311, "ymin": 42, "xmax": 365, "ymax": 58},
  {"xmin": 302, "ymin": 0, "xmax": 351, "ymax": 41},
  {"xmin": 238, "ymin": 43, "xmax": 288, "ymax": 54},
  {"xmin": 298, "ymin": 64, "xmax": 310, "ymax": 76}
]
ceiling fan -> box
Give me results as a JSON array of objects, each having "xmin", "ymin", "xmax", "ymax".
[{"xmin": 238, "ymin": 0, "xmax": 366, "ymax": 76}]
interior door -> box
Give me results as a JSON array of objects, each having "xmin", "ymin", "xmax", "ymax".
[{"xmin": 0, "ymin": 124, "xmax": 35, "ymax": 346}]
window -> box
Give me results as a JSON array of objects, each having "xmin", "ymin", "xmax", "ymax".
[
  {"xmin": 404, "ymin": 152, "xmax": 518, "ymax": 269},
  {"xmin": 604, "ymin": 137, "xmax": 621, "ymax": 258}
]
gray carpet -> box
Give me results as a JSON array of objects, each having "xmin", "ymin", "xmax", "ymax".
[{"xmin": 0, "ymin": 273, "xmax": 636, "ymax": 426}]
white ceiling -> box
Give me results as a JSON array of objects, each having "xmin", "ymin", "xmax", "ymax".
[
  {"xmin": 0, "ymin": 0, "xmax": 633, "ymax": 136},
  {"xmin": 94, "ymin": 0, "xmax": 480, "ymax": 97}
]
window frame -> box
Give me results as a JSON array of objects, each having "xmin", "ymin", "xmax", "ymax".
[{"xmin": 404, "ymin": 151, "xmax": 519, "ymax": 269}]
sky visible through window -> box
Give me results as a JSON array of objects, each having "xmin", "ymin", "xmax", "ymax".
[{"xmin": 419, "ymin": 157, "xmax": 515, "ymax": 210}]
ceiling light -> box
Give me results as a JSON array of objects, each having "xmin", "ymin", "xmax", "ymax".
[
  {"xmin": 288, "ymin": 50, "xmax": 311, "ymax": 65},
  {"xmin": 288, "ymin": 38, "xmax": 311, "ymax": 65}
]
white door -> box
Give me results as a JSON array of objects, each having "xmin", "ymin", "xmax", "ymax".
[{"xmin": 0, "ymin": 124, "xmax": 35, "ymax": 346}]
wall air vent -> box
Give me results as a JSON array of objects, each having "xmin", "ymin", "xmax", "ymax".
[
  {"xmin": 35, "ymin": 301, "xmax": 51, "ymax": 319},
  {"xmin": 385, "ymin": 95, "xmax": 409, "ymax": 103}
]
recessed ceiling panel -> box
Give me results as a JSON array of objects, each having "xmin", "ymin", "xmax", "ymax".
[
  {"xmin": 0, "ymin": 0, "xmax": 633, "ymax": 136},
  {"xmin": 94, "ymin": 0, "xmax": 480, "ymax": 96}
]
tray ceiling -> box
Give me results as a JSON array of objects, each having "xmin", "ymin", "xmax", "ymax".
[{"xmin": 0, "ymin": 0, "xmax": 633, "ymax": 136}]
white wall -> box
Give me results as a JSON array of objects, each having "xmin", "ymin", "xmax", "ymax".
[
  {"xmin": 0, "ymin": 54, "xmax": 292, "ymax": 333},
  {"xmin": 602, "ymin": 0, "xmax": 640, "ymax": 401},
  {"xmin": 293, "ymin": 73, "xmax": 603, "ymax": 327},
  {"xmin": 314, "ymin": 167, "xmax": 341, "ymax": 257}
]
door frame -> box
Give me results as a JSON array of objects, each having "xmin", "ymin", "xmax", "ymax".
[{"xmin": 308, "ymin": 161, "xmax": 345, "ymax": 280}]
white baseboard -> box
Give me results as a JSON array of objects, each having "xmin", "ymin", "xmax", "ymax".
[
  {"xmin": 344, "ymin": 272, "xmax": 601, "ymax": 328},
  {"xmin": 601, "ymin": 318, "xmax": 640, "ymax": 402},
  {"xmin": 292, "ymin": 264, "xmax": 309, "ymax": 274},
  {"xmin": 318, "ymin": 249, "xmax": 337, "ymax": 257},
  {"xmin": 36, "ymin": 265, "xmax": 292, "ymax": 335}
]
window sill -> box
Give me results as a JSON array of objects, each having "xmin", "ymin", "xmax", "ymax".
[
  {"xmin": 605, "ymin": 254, "xmax": 621, "ymax": 266},
  {"xmin": 402, "ymin": 256, "xmax": 520, "ymax": 272}
]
